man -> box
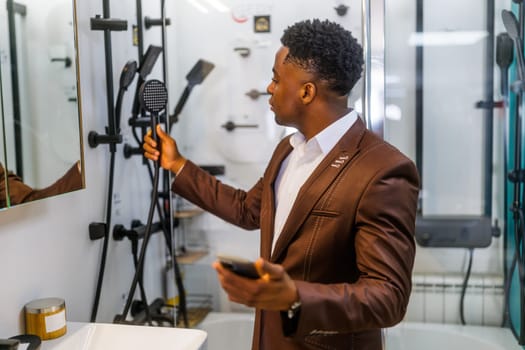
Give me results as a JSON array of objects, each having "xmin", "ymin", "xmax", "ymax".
[{"xmin": 144, "ymin": 19, "xmax": 419, "ymax": 350}]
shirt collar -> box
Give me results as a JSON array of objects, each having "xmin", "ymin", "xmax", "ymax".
[{"xmin": 289, "ymin": 109, "xmax": 358, "ymax": 155}]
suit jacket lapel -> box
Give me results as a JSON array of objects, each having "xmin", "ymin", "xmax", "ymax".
[
  {"xmin": 270, "ymin": 117, "xmax": 367, "ymax": 262},
  {"xmin": 260, "ymin": 138, "xmax": 293, "ymax": 260}
]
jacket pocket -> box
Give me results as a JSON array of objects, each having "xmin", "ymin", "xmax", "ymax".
[{"xmin": 311, "ymin": 209, "xmax": 340, "ymax": 218}]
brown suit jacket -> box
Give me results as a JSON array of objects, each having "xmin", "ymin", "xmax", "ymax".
[
  {"xmin": 172, "ymin": 117, "xmax": 420, "ymax": 350},
  {"xmin": 0, "ymin": 162, "xmax": 82, "ymax": 208}
]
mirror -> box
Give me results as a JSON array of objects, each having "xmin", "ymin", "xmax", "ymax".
[{"xmin": 0, "ymin": 0, "xmax": 84, "ymax": 209}]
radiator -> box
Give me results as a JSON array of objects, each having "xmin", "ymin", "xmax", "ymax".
[{"xmin": 405, "ymin": 273, "xmax": 504, "ymax": 326}]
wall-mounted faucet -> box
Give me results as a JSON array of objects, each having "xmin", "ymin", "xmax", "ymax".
[
  {"xmin": 51, "ymin": 57, "xmax": 72, "ymax": 68},
  {"xmin": 221, "ymin": 121, "xmax": 258, "ymax": 132},
  {"xmin": 234, "ymin": 47, "xmax": 251, "ymax": 58},
  {"xmin": 245, "ymin": 89, "xmax": 270, "ymax": 100}
]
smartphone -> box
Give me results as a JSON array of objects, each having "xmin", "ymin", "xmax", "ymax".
[{"xmin": 217, "ymin": 254, "xmax": 260, "ymax": 279}]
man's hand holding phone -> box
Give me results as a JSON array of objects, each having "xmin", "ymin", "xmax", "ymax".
[
  {"xmin": 213, "ymin": 256, "xmax": 299, "ymax": 312},
  {"xmin": 216, "ymin": 254, "xmax": 260, "ymax": 279}
]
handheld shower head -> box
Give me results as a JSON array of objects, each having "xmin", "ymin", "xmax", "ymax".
[
  {"xmin": 139, "ymin": 45, "xmax": 163, "ymax": 79},
  {"xmin": 497, "ymin": 33, "xmax": 514, "ymax": 69},
  {"xmin": 139, "ymin": 79, "xmax": 168, "ymax": 115},
  {"xmin": 186, "ymin": 59, "xmax": 215, "ymax": 88},
  {"xmin": 502, "ymin": 9, "xmax": 520, "ymax": 40},
  {"xmin": 130, "ymin": 46, "xmax": 163, "ymax": 119},
  {"xmin": 496, "ymin": 32, "xmax": 514, "ymax": 97},
  {"xmin": 170, "ymin": 59, "xmax": 215, "ymax": 125},
  {"xmin": 120, "ymin": 60, "xmax": 138, "ymax": 90},
  {"xmin": 502, "ymin": 9, "xmax": 525, "ymax": 86},
  {"xmin": 115, "ymin": 60, "xmax": 138, "ymax": 131}
]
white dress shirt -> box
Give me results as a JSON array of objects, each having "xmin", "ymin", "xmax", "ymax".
[{"xmin": 272, "ymin": 110, "xmax": 358, "ymax": 253}]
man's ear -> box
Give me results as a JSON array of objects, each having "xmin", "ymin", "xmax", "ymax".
[{"xmin": 300, "ymin": 82, "xmax": 316, "ymax": 104}]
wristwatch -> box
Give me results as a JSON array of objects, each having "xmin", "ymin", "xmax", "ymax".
[{"xmin": 287, "ymin": 300, "xmax": 302, "ymax": 319}]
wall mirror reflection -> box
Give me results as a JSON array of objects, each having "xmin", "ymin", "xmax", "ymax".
[{"xmin": 0, "ymin": 0, "xmax": 84, "ymax": 209}]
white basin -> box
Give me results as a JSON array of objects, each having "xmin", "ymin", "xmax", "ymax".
[{"xmin": 41, "ymin": 322, "xmax": 207, "ymax": 350}]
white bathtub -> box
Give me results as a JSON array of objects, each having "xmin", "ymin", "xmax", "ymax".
[
  {"xmin": 385, "ymin": 322, "xmax": 521, "ymax": 350},
  {"xmin": 198, "ymin": 312, "xmax": 255, "ymax": 350},
  {"xmin": 198, "ymin": 312, "xmax": 521, "ymax": 350}
]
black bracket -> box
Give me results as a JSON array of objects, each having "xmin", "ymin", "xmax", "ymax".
[
  {"xmin": 144, "ymin": 16, "xmax": 171, "ymax": 29},
  {"xmin": 123, "ymin": 144, "xmax": 143, "ymax": 159},
  {"xmin": 475, "ymin": 100, "xmax": 504, "ymax": 109},
  {"xmin": 88, "ymin": 130, "xmax": 123, "ymax": 149},
  {"xmin": 89, "ymin": 222, "xmax": 107, "ymax": 241},
  {"xmin": 113, "ymin": 220, "xmax": 163, "ymax": 241},
  {"xmin": 90, "ymin": 16, "xmax": 128, "ymax": 31},
  {"xmin": 51, "ymin": 57, "xmax": 72, "ymax": 68}
]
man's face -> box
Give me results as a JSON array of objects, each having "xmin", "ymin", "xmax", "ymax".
[{"xmin": 266, "ymin": 46, "xmax": 311, "ymax": 129}]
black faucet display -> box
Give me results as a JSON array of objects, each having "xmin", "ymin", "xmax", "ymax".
[{"xmin": 87, "ymin": 0, "xmax": 129, "ymax": 324}]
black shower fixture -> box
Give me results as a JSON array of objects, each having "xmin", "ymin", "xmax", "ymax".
[
  {"xmin": 170, "ymin": 59, "xmax": 215, "ymax": 125},
  {"xmin": 335, "ymin": 4, "xmax": 349, "ymax": 16},
  {"xmin": 88, "ymin": 0, "xmax": 129, "ymax": 324},
  {"xmin": 144, "ymin": 16, "xmax": 171, "ymax": 29},
  {"xmin": 51, "ymin": 57, "xmax": 72, "ymax": 68},
  {"xmin": 120, "ymin": 61, "xmax": 138, "ymax": 89},
  {"xmin": 140, "ymin": 79, "xmax": 168, "ymax": 116},
  {"xmin": 116, "ymin": 79, "xmax": 168, "ymax": 325},
  {"xmin": 186, "ymin": 59, "xmax": 215, "ymax": 88},
  {"xmin": 502, "ymin": 9, "xmax": 525, "ymax": 89},
  {"xmin": 138, "ymin": 45, "xmax": 162, "ymax": 79},
  {"xmin": 496, "ymin": 32, "xmax": 514, "ymax": 97},
  {"xmin": 115, "ymin": 60, "xmax": 138, "ymax": 130}
]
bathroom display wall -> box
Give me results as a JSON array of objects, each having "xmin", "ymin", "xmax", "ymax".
[
  {"xmin": 0, "ymin": 0, "xmax": 84, "ymax": 209},
  {"xmin": 166, "ymin": 0, "xmax": 365, "ymax": 189}
]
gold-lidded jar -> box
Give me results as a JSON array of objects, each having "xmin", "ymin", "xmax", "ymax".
[{"xmin": 24, "ymin": 297, "xmax": 67, "ymax": 340}]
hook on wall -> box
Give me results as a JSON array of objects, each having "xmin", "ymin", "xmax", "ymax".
[
  {"xmin": 51, "ymin": 57, "xmax": 72, "ymax": 68},
  {"xmin": 144, "ymin": 16, "xmax": 171, "ymax": 30},
  {"xmin": 234, "ymin": 47, "xmax": 251, "ymax": 58}
]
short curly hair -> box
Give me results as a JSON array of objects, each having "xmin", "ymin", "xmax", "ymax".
[{"xmin": 281, "ymin": 19, "xmax": 363, "ymax": 96}]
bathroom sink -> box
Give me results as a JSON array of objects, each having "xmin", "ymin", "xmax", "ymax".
[{"xmin": 41, "ymin": 322, "xmax": 207, "ymax": 350}]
